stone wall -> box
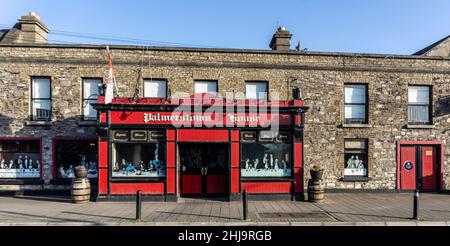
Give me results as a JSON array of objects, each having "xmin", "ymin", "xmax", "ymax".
[{"xmin": 0, "ymin": 44, "xmax": 449, "ymax": 190}]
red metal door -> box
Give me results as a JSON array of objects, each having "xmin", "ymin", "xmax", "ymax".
[
  {"xmin": 421, "ymin": 146, "xmax": 437, "ymax": 191},
  {"xmin": 400, "ymin": 146, "xmax": 416, "ymax": 190}
]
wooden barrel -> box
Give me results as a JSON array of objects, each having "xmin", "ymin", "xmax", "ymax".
[
  {"xmin": 307, "ymin": 179, "xmax": 324, "ymax": 202},
  {"xmin": 71, "ymin": 178, "xmax": 91, "ymax": 204}
]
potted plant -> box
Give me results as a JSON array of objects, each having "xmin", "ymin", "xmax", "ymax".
[
  {"xmin": 74, "ymin": 165, "xmax": 88, "ymax": 179},
  {"xmin": 310, "ymin": 163, "xmax": 324, "ymax": 180}
]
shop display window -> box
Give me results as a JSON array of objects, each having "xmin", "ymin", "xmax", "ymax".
[
  {"xmin": 344, "ymin": 139, "xmax": 368, "ymax": 177},
  {"xmin": 112, "ymin": 141, "xmax": 166, "ymax": 178},
  {"xmin": 0, "ymin": 139, "xmax": 41, "ymax": 178},
  {"xmin": 241, "ymin": 131, "xmax": 292, "ymax": 178},
  {"xmin": 55, "ymin": 140, "xmax": 98, "ymax": 179}
]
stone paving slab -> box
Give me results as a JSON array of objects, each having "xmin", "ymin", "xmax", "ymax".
[{"xmin": 0, "ymin": 193, "xmax": 449, "ymax": 225}]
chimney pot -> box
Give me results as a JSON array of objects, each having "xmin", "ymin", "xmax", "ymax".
[{"xmin": 269, "ymin": 26, "xmax": 293, "ymax": 51}]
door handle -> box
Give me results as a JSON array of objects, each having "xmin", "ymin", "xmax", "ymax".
[{"xmin": 204, "ymin": 167, "xmax": 207, "ymax": 175}]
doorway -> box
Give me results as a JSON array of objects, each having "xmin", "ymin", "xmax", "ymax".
[
  {"xmin": 179, "ymin": 143, "xmax": 229, "ymax": 196},
  {"xmin": 399, "ymin": 144, "xmax": 441, "ymax": 191}
]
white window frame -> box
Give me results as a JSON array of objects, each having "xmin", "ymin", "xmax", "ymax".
[
  {"xmin": 245, "ymin": 81, "xmax": 268, "ymax": 100},
  {"xmin": 82, "ymin": 78, "xmax": 101, "ymax": 120},
  {"xmin": 143, "ymin": 79, "xmax": 167, "ymax": 98}
]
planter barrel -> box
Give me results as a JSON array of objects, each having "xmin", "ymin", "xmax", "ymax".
[
  {"xmin": 71, "ymin": 178, "xmax": 91, "ymax": 204},
  {"xmin": 307, "ymin": 179, "xmax": 324, "ymax": 203}
]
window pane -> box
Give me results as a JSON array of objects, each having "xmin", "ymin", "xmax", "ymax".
[
  {"xmin": 194, "ymin": 81, "xmax": 217, "ymax": 95},
  {"xmin": 112, "ymin": 143, "xmax": 166, "ymax": 178},
  {"xmin": 144, "ymin": 79, "xmax": 167, "ymax": 98},
  {"xmin": 408, "ymin": 105, "xmax": 429, "ymax": 123},
  {"xmin": 32, "ymin": 100, "xmax": 51, "ymax": 120},
  {"xmin": 344, "ymin": 105, "xmax": 365, "ymax": 119},
  {"xmin": 83, "ymin": 79, "xmax": 100, "ymax": 99},
  {"xmin": 32, "ymin": 78, "xmax": 50, "ymax": 98},
  {"xmin": 344, "ymin": 139, "xmax": 368, "ymax": 177},
  {"xmin": 83, "ymin": 99, "xmax": 97, "ymax": 119},
  {"xmin": 345, "ymin": 84, "xmax": 366, "ymax": 104},
  {"xmin": 408, "ymin": 86, "xmax": 430, "ymax": 104},
  {"xmin": 55, "ymin": 140, "xmax": 98, "ymax": 179},
  {"xmin": 245, "ymin": 82, "xmax": 267, "ymax": 100},
  {"xmin": 0, "ymin": 140, "xmax": 41, "ymax": 178},
  {"xmin": 241, "ymin": 143, "xmax": 291, "ymax": 177}
]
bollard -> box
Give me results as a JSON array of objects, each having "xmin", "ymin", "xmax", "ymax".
[
  {"xmin": 242, "ymin": 189, "xmax": 248, "ymax": 221},
  {"xmin": 413, "ymin": 189, "xmax": 419, "ymax": 220},
  {"xmin": 136, "ymin": 190, "xmax": 142, "ymax": 221}
]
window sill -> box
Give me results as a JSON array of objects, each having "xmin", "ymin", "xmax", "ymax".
[
  {"xmin": 25, "ymin": 120, "xmax": 52, "ymax": 126},
  {"xmin": 406, "ymin": 124, "xmax": 435, "ymax": 129},
  {"xmin": 340, "ymin": 177, "xmax": 371, "ymax": 182},
  {"xmin": 77, "ymin": 120, "xmax": 98, "ymax": 126},
  {"xmin": 341, "ymin": 124, "xmax": 372, "ymax": 128}
]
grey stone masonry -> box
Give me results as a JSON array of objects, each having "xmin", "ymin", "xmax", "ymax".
[{"xmin": 0, "ymin": 40, "xmax": 449, "ymax": 191}]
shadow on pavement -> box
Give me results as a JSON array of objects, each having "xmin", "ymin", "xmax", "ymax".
[{"xmin": 62, "ymin": 211, "xmax": 133, "ymax": 221}]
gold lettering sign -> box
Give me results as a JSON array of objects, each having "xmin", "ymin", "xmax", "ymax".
[
  {"xmin": 131, "ymin": 130, "xmax": 147, "ymax": 141},
  {"xmin": 425, "ymin": 150, "xmax": 433, "ymax": 156},
  {"xmin": 113, "ymin": 130, "xmax": 129, "ymax": 140}
]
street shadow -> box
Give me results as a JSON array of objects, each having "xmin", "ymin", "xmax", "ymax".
[
  {"xmin": 0, "ymin": 210, "xmax": 103, "ymax": 224},
  {"xmin": 13, "ymin": 195, "xmax": 72, "ymax": 203},
  {"xmin": 62, "ymin": 211, "xmax": 133, "ymax": 221},
  {"xmin": 156, "ymin": 210, "xmax": 240, "ymax": 221},
  {"xmin": 326, "ymin": 211, "xmax": 409, "ymax": 220}
]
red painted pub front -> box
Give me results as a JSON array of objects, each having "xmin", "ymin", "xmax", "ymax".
[{"xmin": 94, "ymin": 95, "xmax": 308, "ymax": 201}]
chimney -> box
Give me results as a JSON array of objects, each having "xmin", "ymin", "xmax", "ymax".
[
  {"xmin": 269, "ymin": 26, "xmax": 292, "ymax": 51},
  {"xmin": 1, "ymin": 12, "xmax": 49, "ymax": 43}
]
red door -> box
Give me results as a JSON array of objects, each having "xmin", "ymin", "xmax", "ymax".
[
  {"xmin": 421, "ymin": 146, "xmax": 437, "ymax": 190},
  {"xmin": 179, "ymin": 143, "xmax": 229, "ymax": 196},
  {"xmin": 400, "ymin": 146, "xmax": 416, "ymax": 190}
]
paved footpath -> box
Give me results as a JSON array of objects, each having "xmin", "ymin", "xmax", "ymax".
[{"xmin": 0, "ymin": 193, "xmax": 450, "ymax": 226}]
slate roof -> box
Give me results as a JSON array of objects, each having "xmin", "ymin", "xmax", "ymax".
[{"xmin": 413, "ymin": 35, "xmax": 450, "ymax": 55}]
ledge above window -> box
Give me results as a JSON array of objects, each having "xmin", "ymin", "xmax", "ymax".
[
  {"xmin": 340, "ymin": 176, "xmax": 371, "ymax": 182},
  {"xmin": 25, "ymin": 120, "xmax": 52, "ymax": 126},
  {"xmin": 341, "ymin": 124, "xmax": 372, "ymax": 128},
  {"xmin": 405, "ymin": 124, "xmax": 435, "ymax": 129}
]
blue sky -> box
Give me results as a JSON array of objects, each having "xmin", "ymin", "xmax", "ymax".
[{"xmin": 1, "ymin": 0, "xmax": 449, "ymax": 54}]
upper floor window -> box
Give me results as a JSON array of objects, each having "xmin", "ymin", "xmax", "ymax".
[
  {"xmin": 144, "ymin": 79, "xmax": 167, "ymax": 98},
  {"xmin": 82, "ymin": 78, "xmax": 101, "ymax": 120},
  {"xmin": 245, "ymin": 81, "xmax": 267, "ymax": 100},
  {"xmin": 408, "ymin": 86, "xmax": 431, "ymax": 124},
  {"xmin": 194, "ymin": 80, "xmax": 217, "ymax": 95},
  {"xmin": 31, "ymin": 77, "xmax": 51, "ymax": 121},
  {"xmin": 344, "ymin": 84, "xmax": 367, "ymax": 124}
]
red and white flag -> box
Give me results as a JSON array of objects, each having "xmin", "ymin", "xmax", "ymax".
[{"xmin": 105, "ymin": 46, "xmax": 115, "ymax": 104}]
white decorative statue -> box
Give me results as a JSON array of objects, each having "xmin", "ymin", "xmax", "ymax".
[
  {"xmin": 269, "ymin": 154, "xmax": 274, "ymax": 169},
  {"xmin": 17, "ymin": 155, "xmax": 23, "ymax": 169},
  {"xmin": 24, "ymin": 156, "xmax": 28, "ymax": 169},
  {"xmin": 274, "ymin": 159, "xmax": 279, "ymax": 170},
  {"xmin": 29, "ymin": 159, "xmax": 33, "ymax": 169},
  {"xmin": 36, "ymin": 160, "xmax": 40, "ymax": 169},
  {"xmin": 245, "ymin": 158, "xmax": 250, "ymax": 169},
  {"xmin": 9, "ymin": 160, "xmax": 14, "ymax": 169},
  {"xmin": 0, "ymin": 159, "xmax": 4, "ymax": 169},
  {"xmin": 263, "ymin": 154, "xmax": 268, "ymax": 169}
]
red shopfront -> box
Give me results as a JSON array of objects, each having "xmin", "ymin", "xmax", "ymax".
[{"xmin": 94, "ymin": 95, "xmax": 307, "ymax": 201}]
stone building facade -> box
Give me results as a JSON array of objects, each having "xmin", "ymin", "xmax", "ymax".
[{"xmin": 0, "ymin": 13, "xmax": 449, "ymax": 194}]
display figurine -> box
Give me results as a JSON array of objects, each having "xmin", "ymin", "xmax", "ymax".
[
  {"xmin": 17, "ymin": 155, "xmax": 23, "ymax": 169},
  {"xmin": 269, "ymin": 154, "xmax": 274, "ymax": 169},
  {"xmin": 274, "ymin": 159, "xmax": 279, "ymax": 170},
  {"xmin": 80, "ymin": 155, "xmax": 87, "ymax": 167},
  {"xmin": 354, "ymin": 156, "xmax": 363, "ymax": 169},
  {"xmin": 9, "ymin": 160, "xmax": 14, "ymax": 169},
  {"xmin": 281, "ymin": 160, "xmax": 287, "ymax": 169},
  {"xmin": 66, "ymin": 165, "xmax": 74, "ymax": 178},
  {"xmin": 24, "ymin": 156, "xmax": 29, "ymax": 169},
  {"xmin": 0, "ymin": 159, "xmax": 4, "ymax": 169},
  {"xmin": 347, "ymin": 155, "xmax": 355, "ymax": 169},
  {"xmin": 121, "ymin": 158, "xmax": 127, "ymax": 170},
  {"xmin": 36, "ymin": 160, "xmax": 40, "ymax": 169},
  {"xmin": 29, "ymin": 159, "xmax": 33, "ymax": 169},
  {"xmin": 244, "ymin": 158, "xmax": 250, "ymax": 169},
  {"xmin": 125, "ymin": 163, "xmax": 136, "ymax": 175},
  {"xmin": 253, "ymin": 158, "xmax": 260, "ymax": 169},
  {"xmin": 59, "ymin": 166, "xmax": 66, "ymax": 178},
  {"xmin": 263, "ymin": 154, "xmax": 268, "ymax": 169}
]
